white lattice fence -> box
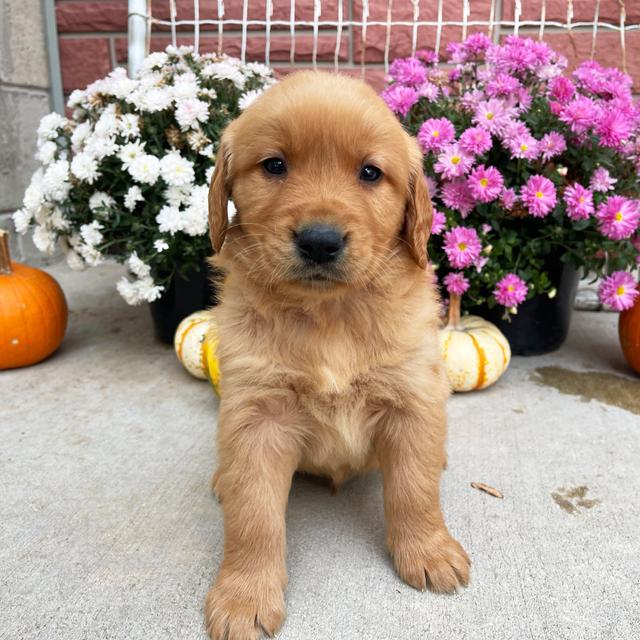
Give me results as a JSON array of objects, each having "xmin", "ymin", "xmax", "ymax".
[{"xmin": 127, "ymin": 1, "xmax": 639, "ymax": 80}]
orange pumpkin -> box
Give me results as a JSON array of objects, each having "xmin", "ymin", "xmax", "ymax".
[
  {"xmin": 619, "ymin": 295, "xmax": 640, "ymax": 375},
  {"xmin": 0, "ymin": 230, "xmax": 68, "ymax": 369}
]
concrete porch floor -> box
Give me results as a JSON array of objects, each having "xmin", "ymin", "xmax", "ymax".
[{"xmin": 2, "ymin": 262, "xmax": 639, "ymax": 640}]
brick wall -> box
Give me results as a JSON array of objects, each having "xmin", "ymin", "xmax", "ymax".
[{"xmin": 57, "ymin": 0, "xmax": 640, "ymax": 96}]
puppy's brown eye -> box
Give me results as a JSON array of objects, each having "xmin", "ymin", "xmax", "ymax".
[
  {"xmin": 360, "ymin": 165, "xmax": 382, "ymax": 182},
  {"xmin": 263, "ymin": 157, "xmax": 286, "ymax": 176}
]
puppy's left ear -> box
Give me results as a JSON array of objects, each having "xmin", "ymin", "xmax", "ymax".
[
  {"xmin": 208, "ymin": 129, "xmax": 234, "ymax": 254},
  {"xmin": 404, "ymin": 146, "xmax": 433, "ymax": 269}
]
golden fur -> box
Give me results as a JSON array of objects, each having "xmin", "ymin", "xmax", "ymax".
[{"xmin": 205, "ymin": 71, "xmax": 470, "ymax": 640}]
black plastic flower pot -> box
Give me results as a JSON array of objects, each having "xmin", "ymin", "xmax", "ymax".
[
  {"xmin": 472, "ymin": 259, "xmax": 579, "ymax": 356},
  {"xmin": 149, "ymin": 262, "xmax": 218, "ymax": 344}
]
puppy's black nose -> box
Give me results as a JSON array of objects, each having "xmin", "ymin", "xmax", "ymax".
[{"xmin": 294, "ymin": 225, "xmax": 345, "ymax": 265}]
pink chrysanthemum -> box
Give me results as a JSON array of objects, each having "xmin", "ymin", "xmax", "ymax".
[
  {"xmin": 494, "ymin": 273, "xmax": 528, "ymax": 308},
  {"xmin": 473, "ymin": 98, "xmax": 515, "ymax": 134},
  {"xmin": 596, "ymin": 196, "xmax": 640, "ymax": 240},
  {"xmin": 549, "ymin": 76, "xmax": 575, "ymax": 103},
  {"xmin": 441, "ymin": 179, "xmax": 475, "ymax": 217},
  {"xmin": 431, "ymin": 209, "xmax": 446, "ymax": 235},
  {"xmin": 417, "ymin": 117, "xmax": 456, "ymax": 153},
  {"xmin": 388, "ymin": 57, "xmax": 427, "ymax": 86},
  {"xmin": 443, "ymin": 272, "xmax": 470, "ymax": 296},
  {"xmin": 598, "ymin": 271, "xmax": 639, "ymax": 311},
  {"xmin": 467, "ymin": 165, "xmax": 504, "ymax": 203},
  {"xmin": 380, "ymin": 85, "xmax": 418, "ymax": 117},
  {"xmin": 596, "ymin": 109, "xmax": 633, "ymax": 150},
  {"xmin": 417, "ymin": 82, "xmax": 440, "ymax": 101},
  {"xmin": 589, "ymin": 167, "xmax": 617, "ymax": 192},
  {"xmin": 443, "ymin": 226, "xmax": 482, "ymax": 269},
  {"xmin": 500, "ymin": 187, "xmax": 518, "ymax": 210},
  {"xmin": 559, "ymin": 96, "xmax": 599, "ymax": 134},
  {"xmin": 434, "ymin": 143, "xmax": 474, "ymax": 180},
  {"xmin": 459, "ymin": 126, "xmax": 493, "ymax": 155},
  {"xmin": 563, "ymin": 183, "xmax": 594, "ymax": 221},
  {"xmin": 520, "ymin": 175, "xmax": 557, "ymax": 218},
  {"xmin": 486, "ymin": 72, "xmax": 521, "ymax": 98},
  {"xmin": 539, "ymin": 132, "xmax": 567, "ymax": 161},
  {"xmin": 504, "ymin": 123, "xmax": 539, "ymax": 160},
  {"xmin": 415, "ymin": 49, "xmax": 438, "ymax": 65}
]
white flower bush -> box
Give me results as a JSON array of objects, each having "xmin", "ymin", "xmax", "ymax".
[{"xmin": 14, "ymin": 46, "xmax": 275, "ymax": 304}]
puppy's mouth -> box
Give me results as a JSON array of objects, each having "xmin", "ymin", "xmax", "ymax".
[{"xmin": 291, "ymin": 266, "xmax": 348, "ymax": 288}]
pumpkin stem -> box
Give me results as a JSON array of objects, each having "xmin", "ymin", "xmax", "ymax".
[
  {"xmin": 447, "ymin": 293, "xmax": 462, "ymax": 329},
  {"xmin": 0, "ymin": 230, "xmax": 12, "ymax": 275}
]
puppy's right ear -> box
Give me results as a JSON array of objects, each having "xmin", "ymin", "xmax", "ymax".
[{"xmin": 208, "ymin": 134, "xmax": 233, "ymax": 254}]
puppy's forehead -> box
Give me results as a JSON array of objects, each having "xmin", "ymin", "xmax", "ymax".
[{"xmin": 234, "ymin": 72, "xmax": 409, "ymax": 166}]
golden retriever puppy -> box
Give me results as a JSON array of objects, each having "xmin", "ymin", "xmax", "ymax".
[{"xmin": 205, "ymin": 70, "xmax": 470, "ymax": 640}]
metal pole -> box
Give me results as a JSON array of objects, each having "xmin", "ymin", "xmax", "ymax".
[
  {"xmin": 128, "ymin": 0, "xmax": 148, "ymax": 78},
  {"xmin": 42, "ymin": 0, "xmax": 64, "ymax": 114}
]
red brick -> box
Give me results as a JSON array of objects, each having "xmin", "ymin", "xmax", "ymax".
[
  {"xmin": 542, "ymin": 31, "xmax": 640, "ymax": 90},
  {"xmin": 352, "ymin": 0, "xmax": 492, "ymax": 62},
  {"xmin": 115, "ymin": 33, "xmax": 349, "ymax": 65},
  {"xmin": 59, "ymin": 37, "xmax": 112, "ymax": 92},
  {"xmin": 273, "ymin": 65, "xmax": 387, "ymax": 92},
  {"xmin": 56, "ymin": 1, "xmax": 128, "ymax": 33},
  {"xmin": 502, "ymin": 0, "xmax": 640, "ymax": 24}
]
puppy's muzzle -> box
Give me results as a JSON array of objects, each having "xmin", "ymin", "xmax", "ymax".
[{"xmin": 294, "ymin": 224, "xmax": 346, "ymax": 266}]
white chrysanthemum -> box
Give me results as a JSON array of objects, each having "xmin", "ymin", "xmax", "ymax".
[
  {"xmin": 23, "ymin": 169, "xmax": 45, "ymax": 211},
  {"xmin": 181, "ymin": 184, "xmax": 209, "ymax": 236},
  {"xmin": 130, "ymin": 86, "xmax": 173, "ymax": 113},
  {"xmin": 94, "ymin": 105, "xmax": 119, "ymax": 137},
  {"xmin": 118, "ymin": 114, "xmax": 140, "ymax": 139},
  {"xmin": 65, "ymin": 249, "xmax": 85, "ymax": 271},
  {"xmin": 127, "ymin": 251, "xmax": 151, "ymax": 278},
  {"xmin": 67, "ymin": 89, "xmax": 87, "ymax": 109},
  {"xmin": 88, "ymin": 191, "xmax": 116, "ymax": 213},
  {"xmin": 205, "ymin": 165, "xmax": 215, "ymax": 183},
  {"xmin": 37, "ymin": 112, "xmax": 66, "ymax": 142},
  {"xmin": 202, "ymin": 61, "xmax": 246, "ymax": 89},
  {"xmin": 42, "ymin": 160, "xmax": 71, "ymax": 200},
  {"xmin": 71, "ymin": 152, "xmax": 100, "ymax": 183},
  {"xmin": 142, "ymin": 51, "xmax": 169, "ymax": 70},
  {"xmin": 154, "ymin": 239, "xmax": 169, "ymax": 252},
  {"xmin": 160, "ymin": 152, "xmax": 195, "ymax": 187},
  {"xmin": 175, "ymin": 98, "xmax": 209, "ymax": 129},
  {"xmin": 172, "ymin": 73, "xmax": 200, "ymax": 101},
  {"xmin": 80, "ymin": 220, "xmax": 104, "ymax": 247},
  {"xmin": 199, "ymin": 144, "xmax": 214, "ymax": 159},
  {"xmin": 12, "ymin": 208, "xmax": 32, "ymax": 234},
  {"xmin": 124, "ymin": 185, "xmax": 144, "ymax": 211},
  {"xmin": 245, "ymin": 61, "xmax": 271, "ymax": 77},
  {"xmin": 116, "ymin": 275, "xmax": 164, "ymax": 305},
  {"xmin": 239, "ymin": 89, "xmax": 264, "ymax": 111},
  {"xmin": 198, "ymin": 88, "xmax": 217, "ymax": 100},
  {"xmin": 50, "ymin": 207, "xmax": 70, "ymax": 231},
  {"xmin": 32, "ymin": 225, "xmax": 57, "ymax": 254},
  {"xmin": 78, "ymin": 243, "xmax": 103, "ymax": 266},
  {"xmin": 164, "ymin": 185, "xmax": 191, "ymax": 207},
  {"xmin": 84, "ymin": 135, "xmax": 118, "ymax": 160},
  {"xmin": 36, "ymin": 140, "xmax": 57, "ymax": 165},
  {"xmin": 128, "ymin": 154, "xmax": 161, "ymax": 185},
  {"xmin": 103, "ymin": 68, "xmax": 139, "ymax": 99},
  {"xmin": 118, "ymin": 140, "xmax": 146, "ymax": 169},
  {"xmin": 71, "ymin": 121, "xmax": 92, "ymax": 151},
  {"xmin": 156, "ymin": 205, "xmax": 183, "ymax": 234}
]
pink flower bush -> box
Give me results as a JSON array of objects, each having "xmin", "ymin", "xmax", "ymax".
[
  {"xmin": 494, "ymin": 274, "xmax": 528, "ymax": 308},
  {"xmin": 598, "ymin": 272, "xmax": 639, "ymax": 311},
  {"xmin": 382, "ymin": 34, "xmax": 640, "ymax": 315},
  {"xmin": 520, "ymin": 175, "xmax": 557, "ymax": 218},
  {"xmin": 443, "ymin": 226, "xmax": 482, "ymax": 269}
]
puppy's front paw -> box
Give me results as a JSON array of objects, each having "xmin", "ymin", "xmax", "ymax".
[
  {"xmin": 205, "ymin": 571, "xmax": 286, "ymax": 640},
  {"xmin": 390, "ymin": 527, "xmax": 470, "ymax": 593}
]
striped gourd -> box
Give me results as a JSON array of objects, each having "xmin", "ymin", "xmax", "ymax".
[
  {"xmin": 174, "ymin": 310, "xmax": 221, "ymax": 394},
  {"xmin": 439, "ymin": 294, "xmax": 511, "ymax": 392}
]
